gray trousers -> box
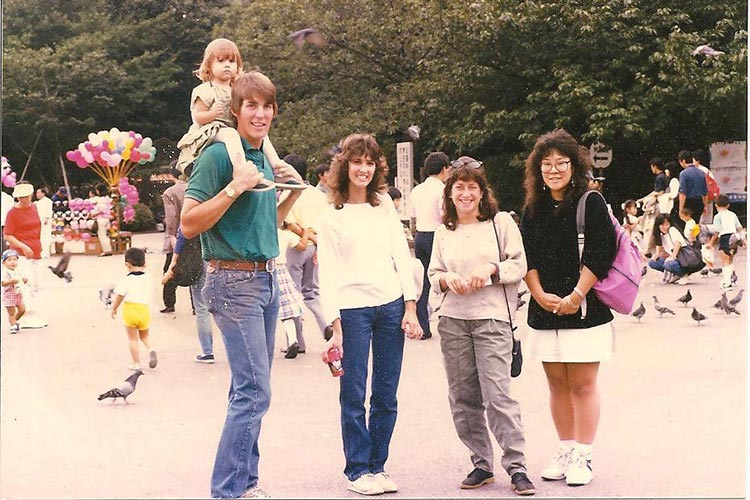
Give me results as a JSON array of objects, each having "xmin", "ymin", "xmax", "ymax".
[
  {"xmin": 437, "ymin": 316, "xmax": 528, "ymax": 477},
  {"xmin": 286, "ymin": 245, "xmax": 327, "ymax": 334}
]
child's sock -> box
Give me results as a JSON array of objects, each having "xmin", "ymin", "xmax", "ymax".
[{"xmin": 282, "ymin": 319, "xmax": 297, "ymax": 347}]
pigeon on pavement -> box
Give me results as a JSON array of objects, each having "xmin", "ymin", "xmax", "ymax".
[
  {"xmin": 641, "ymin": 266, "xmax": 648, "ymax": 277},
  {"xmin": 729, "ymin": 289, "xmax": 744, "ymax": 307},
  {"xmin": 699, "ymin": 268, "xmax": 710, "ymax": 277},
  {"xmin": 677, "ymin": 289, "xmax": 692, "ymax": 307},
  {"xmin": 710, "ymin": 268, "xmax": 723, "ymax": 275},
  {"xmin": 48, "ymin": 253, "xmax": 72, "ymax": 282},
  {"xmin": 653, "ymin": 296, "xmax": 675, "ymax": 317},
  {"xmin": 720, "ymin": 292, "xmax": 741, "ymax": 316},
  {"xmin": 631, "ymin": 302, "xmax": 645, "ymax": 322},
  {"xmin": 97, "ymin": 371, "xmax": 143, "ymax": 403},
  {"xmin": 691, "ymin": 307, "xmax": 707, "ymax": 324}
]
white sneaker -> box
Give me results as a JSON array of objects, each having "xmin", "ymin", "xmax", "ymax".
[
  {"xmin": 565, "ymin": 450, "xmax": 593, "ymax": 486},
  {"xmin": 541, "ymin": 447, "xmax": 573, "ymax": 481},
  {"xmin": 373, "ymin": 472, "xmax": 398, "ymax": 493},
  {"xmin": 348, "ymin": 473, "xmax": 385, "ymax": 495},
  {"xmin": 240, "ymin": 485, "xmax": 271, "ymax": 498},
  {"xmin": 676, "ymin": 275, "xmax": 689, "ymax": 285}
]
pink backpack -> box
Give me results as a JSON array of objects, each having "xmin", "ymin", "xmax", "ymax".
[{"xmin": 576, "ymin": 191, "xmax": 642, "ymax": 315}]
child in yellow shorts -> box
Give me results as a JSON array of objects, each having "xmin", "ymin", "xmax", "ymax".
[{"xmin": 111, "ymin": 247, "xmax": 157, "ymax": 371}]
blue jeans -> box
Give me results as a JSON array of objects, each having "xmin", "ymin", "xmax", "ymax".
[
  {"xmin": 203, "ymin": 268, "xmax": 279, "ymax": 498},
  {"xmin": 339, "ymin": 297, "xmax": 405, "ymax": 481},
  {"xmin": 193, "ymin": 262, "xmax": 213, "ymax": 355},
  {"xmin": 648, "ymin": 256, "xmax": 685, "ymax": 276},
  {"xmin": 414, "ymin": 231, "xmax": 434, "ymax": 335}
]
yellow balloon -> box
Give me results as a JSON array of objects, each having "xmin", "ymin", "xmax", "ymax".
[
  {"xmin": 122, "ymin": 149, "xmax": 131, "ymax": 160},
  {"xmin": 125, "ymin": 138, "xmax": 135, "ymax": 148},
  {"xmin": 108, "ymin": 139, "xmax": 115, "ymax": 150}
]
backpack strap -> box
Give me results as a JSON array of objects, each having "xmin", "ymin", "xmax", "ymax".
[{"xmin": 575, "ymin": 190, "xmax": 603, "ymax": 319}]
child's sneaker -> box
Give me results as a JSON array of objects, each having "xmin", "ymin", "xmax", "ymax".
[
  {"xmin": 274, "ymin": 179, "xmax": 307, "ymax": 191},
  {"xmin": 721, "ymin": 281, "xmax": 734, "ymax": 290},
  {"xmin": 565, "ymin": 450, "xmax": 593, "ymax": 486},
  {"xmin": 128, "ymin": 363, "xmax": 142, "ymax": 371},
  {"xmin": 195, "ymin": 354, "xmax": 215, "ymax": 364},
  {"xmin": 149, "ymin": 350, "xmax": 158, "ymax": 369},
  {"xmin": 9, "ymin": 324, "xmax": 20, "ymax": 334}
]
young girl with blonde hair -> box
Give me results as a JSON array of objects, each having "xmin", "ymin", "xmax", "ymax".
[{"xmin": 176, "ymin": 38, "xmax": 301, "ymax": 191}]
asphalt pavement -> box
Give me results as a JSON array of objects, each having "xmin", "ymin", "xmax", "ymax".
[{"xmin": 1, "ymin": 231, "xmax": 747, "ymax": 499}]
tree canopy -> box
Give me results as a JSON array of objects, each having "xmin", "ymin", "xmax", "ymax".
[{"xmin": 2, "ymin": 0, "xmax": 746, "ymax": 211}]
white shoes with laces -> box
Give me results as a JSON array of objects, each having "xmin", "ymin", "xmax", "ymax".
[
  {"xmin": 373, "ymin": 472, "xmax": 398, "ymax": 493},
  {"xmin": 347, "ymin": 473, "xmax": 384, "ymax": 495},
  {"xmin": 541, "ymin": 446, "xmax": 573, "ymax": 481},
  {"xmin": 565, "ymin": 450, "xmax": 593, "ymax": 486}
]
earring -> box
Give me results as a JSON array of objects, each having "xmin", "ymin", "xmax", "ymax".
[
  {"xmin": 571, "ymin": 179, "xmax": 576, "ymax": 187},
  {"xmin": 542, "ymin": 184, "xmax": 547, "ymax": 191}
]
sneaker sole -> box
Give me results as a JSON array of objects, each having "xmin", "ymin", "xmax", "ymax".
[
  {"xmin": 513, "ymin": 486, "xmax": 536, "ymax": 495},
  {"xmin": 346, "ymin": 485, "xmax": 385, "ymax": 495},
  {"xmin": 566, "ymin": 479, "xmax": 592, "ymax": 487},
  {"xmin": 541, "ymin": 474, "xmax": 565, "ymax": 481},
  {"xmin": 195, "ymin": 358, "xmax": 215, "ymax": 364},
  {"xmin": 460, "ymin": 477, "xmax": 495, "ymax": 489}
]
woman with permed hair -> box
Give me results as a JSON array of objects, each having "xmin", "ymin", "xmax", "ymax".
[
  {"xmin": 428, "ymin": 157, "xmax": 536, "ymax": 496},
  {"xmin": 519, "ymin": 129, "xmax": 616, "ymax": 487},
  {"xmin": 317, "ymin": 133, "xmax": 423, "ymax": 496}
]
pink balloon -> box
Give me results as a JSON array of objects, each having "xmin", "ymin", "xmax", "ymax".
[
  {"xmin": 76, "ymin": 159, "xmax": 89, "ymax": 168},
  {"xmin": 130, "ymin": 150, "xmax": 141, "ymax": 162},
  {"xmin": 84, "ymin": 142, "xmax": 94, "ymax": 151},
  {"xmin": 81, "ymin": 232, "xmax": 91, "ymax": 241},
  {"xmin": 66, "ymin": 150, "xmax": 78, "ymax": 161}
]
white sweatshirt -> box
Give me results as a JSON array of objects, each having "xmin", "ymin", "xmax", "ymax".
[{"xmin": 318, "ymin": 193, "xmax": 416, "ymax": 325}]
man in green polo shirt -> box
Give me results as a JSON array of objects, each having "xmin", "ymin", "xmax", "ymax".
[{"xmin": 181, "ymin": 70, "xmax": 303, "ymax": 499}]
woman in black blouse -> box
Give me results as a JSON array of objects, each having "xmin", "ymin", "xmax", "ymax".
[{"xmin": 519, "ymin": 129, "xmax": 615, "ymax": 488}]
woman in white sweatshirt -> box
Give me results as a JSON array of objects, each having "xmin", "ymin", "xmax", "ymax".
[{"xmin": 317, "ymin": 133, "xmax": 422, "ymax": 496}]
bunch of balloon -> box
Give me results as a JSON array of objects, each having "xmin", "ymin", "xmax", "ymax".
[
  {"xmin": 66, "ymin": 128, "xmax": 155, "ymax": 237},
  {"xmin": 2, "ymin": 156, "xmax": 17, "ymax": 188}
]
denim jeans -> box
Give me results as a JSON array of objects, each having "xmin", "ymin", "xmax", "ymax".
[
  {"xmin": 414, "ymin": 231, "xmax": 434, "ymax": 335},
  {"xmin": 339, "ymin": 296, "xmax": 405, "ymax": 481},
  {"xmin": 203, "ymin": 268, "xmax": 279, "ymax": 498},
  {"xmin": 193, "ymin": 261, "xmax": 213, "ymax": 355},
  {"xmin": 648, "ymin": 256, "xmax": 684, "ymax": 276}
]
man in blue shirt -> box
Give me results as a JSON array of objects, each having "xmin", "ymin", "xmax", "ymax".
[
  {"xmin": 181, "ymin": 71, "xmax": 303, "ymax": 499},
  {"xmin": 677, "ymin": 149, "xmax": 707, "ymax": 229}
]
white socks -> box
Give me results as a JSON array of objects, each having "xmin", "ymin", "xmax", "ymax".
[{"xmin": 574, "ymin": 442, "xmax": 593, "ymax": 457}]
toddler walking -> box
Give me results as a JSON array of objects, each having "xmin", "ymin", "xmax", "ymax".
[
  {"xmin": 2, "ymin": 249, "xmax": 27, "ymax": 334},
  {"xmin": 708, "ymin": 194, "xmax": 745, "ymax": 289},
  {"xmin": 111, "ymin": 248, "xmax": 157, "ymax": 370},
  {"xmin": 175, "ymin": 38, "xmax": 303, "ymax": 191}
]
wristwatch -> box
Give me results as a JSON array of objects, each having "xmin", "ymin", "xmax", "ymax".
[{"xmin": 224, "ymin": 184, "xmax": 237, "ymax": 199}]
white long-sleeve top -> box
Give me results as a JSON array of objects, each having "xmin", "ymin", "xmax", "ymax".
[
  {"xmin": 428, "ymin": 212, "xmax": 527, "ymax": 321},
  {"xmin": 318, "ymin": 193, "xmax": 416, "ymax": 325}
]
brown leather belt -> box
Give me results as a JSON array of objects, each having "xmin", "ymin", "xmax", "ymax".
[{"xmin": 209, "ymin": 259, "xmax": 276, "ymax": 272}]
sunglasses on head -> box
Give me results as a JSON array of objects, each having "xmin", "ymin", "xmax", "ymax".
[{"xmin": 451, "ymin": 159, "xmax": 483, "ymax": 169}]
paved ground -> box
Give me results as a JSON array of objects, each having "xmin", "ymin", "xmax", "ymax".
[{"xmin": 1, "ymin": 231, "xmax": 747, "ymax": 499}]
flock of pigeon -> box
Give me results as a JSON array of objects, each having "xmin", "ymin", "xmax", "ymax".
[{"xmin": 629, "ymin": 286, "xmax": 743, "ymax": 326}]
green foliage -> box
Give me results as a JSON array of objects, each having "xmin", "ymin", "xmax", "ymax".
[
  {"xmin": 3, "ymin": 0, "xmax": 746, "ymax": 213},
  {"xmin": 121, "ymin": 203, "xmax": 156, "ymax": 232}
]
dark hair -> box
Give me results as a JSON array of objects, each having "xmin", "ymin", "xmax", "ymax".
[
  {"xmin": 692, "ymin": 149, "xmax": 708, "ymax": 166},
  {"xmin": 649, "ymin": 157, "xmax": 664, "ymax": 171},
  {"xmin": 651, "ymin": 214, "xmax": 670, "ymax": 249},
  {"xmin": 387, "ymin": 186, "xmax": 402, "ymax": 200},
  {"xmin": 623, "ymin": 199, "xmax": 636, "ymax": 210},
  {"xmin": 36, "ymin": 186, "xmax": 50, "ymax": 196},
  {"xmin": 328, "ymin": 133, "xmax": 388, "ymax": 209},
  {"xmin": 522, "ymin": 128, "xmax": 590, "ymax": 216},
  {"xmin": 125, "ymin": 247, "xmax": 146, "ymax": 267},
  {"xmin": 315, "ymin": 163, "xmax": 330, "ymax": 177},
  {"xmin": 680, "ymin": 206, "xmax": 694, "ymax": 217},
  {"xmin": 95, "ymin": 183, "xmax": 108, "ymax": 196},
  {"xmin": 423, "ymin": 152, "xmax": 449, "ymax": 176},
  {"xmin": 677, "ymin": 150, "xmax": 693, "ymax": 163},
  {"xmin": 715, "ymin": 194, "xmax": 730, "ymax": 207},
  {"xmin": 284, "ymin": 154, "xmax": 308, "ymax": 178},
  {"xmin": 442, "ymin": 164, "xmax": 498, "ymax": 230},
  {"xmin": 664, "ymin": 160, "xmax": 679, "ymax": 178}
]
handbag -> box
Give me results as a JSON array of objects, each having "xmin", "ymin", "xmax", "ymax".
[
  {"xmin": 491, "ymin": 214, "xmax": 522, "ymax": 378},
  {"xmin": 676, "ymin": 243, "xmax": 705, "ymax": 274}
]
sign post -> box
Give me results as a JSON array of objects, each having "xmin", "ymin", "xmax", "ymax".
[
  {"xmin": 395, "ymin": 142, "xmax": 414, "ymax": 220},
  {"xmin": 589, "ymin": 143, "xmax": 612, "ymax": 170}
]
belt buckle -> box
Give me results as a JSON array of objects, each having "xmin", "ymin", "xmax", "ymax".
[{"xmin": 266, "ymin": 259, "xmax": 276, "ymax": 272}]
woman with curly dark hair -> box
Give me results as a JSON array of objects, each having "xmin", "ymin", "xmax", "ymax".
[
  {"xmin": 317, "ymin": 133, "xmax": 422, "ymax": 496},
  {"xmin": 428, "ymin": 157, "xmax": 536, "ymax": 496},
  {"xmin": 519, "ymin": 129, "xmax": 616, "ymax": 487}
]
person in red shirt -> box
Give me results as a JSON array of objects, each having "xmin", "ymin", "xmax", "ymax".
[{"xmin": 3, "ymin": 182, "xmax": 42, "ymax": 297}]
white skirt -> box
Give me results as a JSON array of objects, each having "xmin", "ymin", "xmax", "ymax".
[{"xmin": 527, "ymin": 321, "xmax": 614, "ymax": 363}]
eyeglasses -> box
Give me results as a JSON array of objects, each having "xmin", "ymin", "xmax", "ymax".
[
  {"xmin": 451, "ymin": 159, "xmax": 483, "ymax": 169},
  {"xmin": 540, "ymin": 160, "xmax": 571, "ymax": 173}
]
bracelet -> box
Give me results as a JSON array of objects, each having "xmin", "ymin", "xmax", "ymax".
[{"xmin": 573, "ymin": 286, "xmax": 586, "ymax": 300}]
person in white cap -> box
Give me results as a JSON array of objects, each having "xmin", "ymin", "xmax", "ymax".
[{"xmin": 3, "ymin": 182, "xmax": 43, "ymax": 305}]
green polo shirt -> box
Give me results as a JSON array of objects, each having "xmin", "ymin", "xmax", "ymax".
[{"xmin": 185, "ymin": 139, "xmax": 278, "ymax": 261}]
